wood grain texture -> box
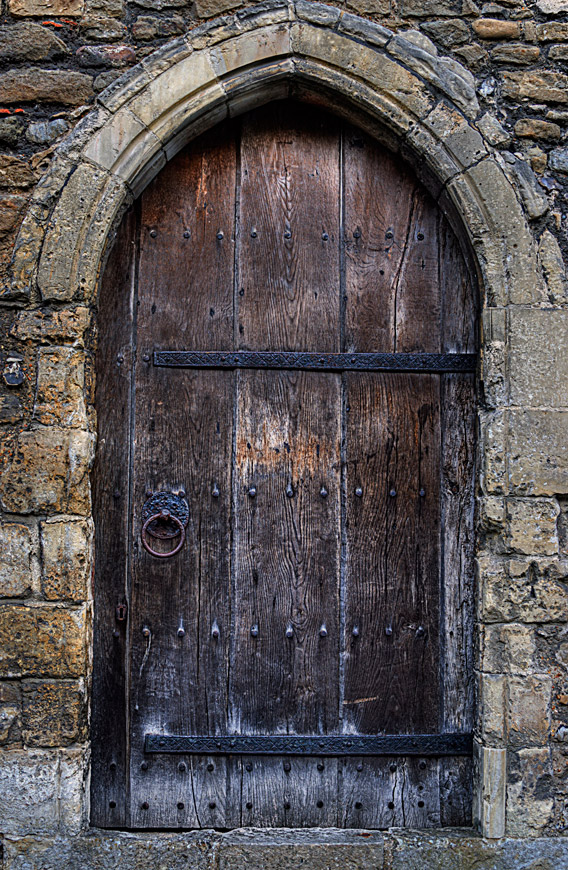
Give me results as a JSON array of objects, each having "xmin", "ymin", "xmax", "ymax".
[
  {"xmin": 239, "ymin": 103, "xmax": 340, "ymax": 352},
  {"xmin": 343, "ymin": 373, "xmax": 441, "ymax": 735},
  {"xmin": 91, "ymin": 207, "xmax": 137, "ymax": 828}
]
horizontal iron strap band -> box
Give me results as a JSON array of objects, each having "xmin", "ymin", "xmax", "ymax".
[
  {"xmin": 153, "ymin": 351, "xmax": 476, "ymax": 374},
  {"xmin": 144, "ymin": 733, "xmax": 473, "ymax": 757}
]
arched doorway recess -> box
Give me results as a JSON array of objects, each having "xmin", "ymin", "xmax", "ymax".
[{"xmin": 91, "ymin": 98, "xmax": 477, "ymax": 830}]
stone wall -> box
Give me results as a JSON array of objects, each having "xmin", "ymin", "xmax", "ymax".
[{"xmin": 0, "ymin": 0, "xmax": 568, "ymax": 865}]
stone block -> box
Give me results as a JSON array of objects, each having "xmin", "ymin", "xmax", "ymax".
[
  {"xmin": 59, "ymin": 746, "xmax": 88, "ymax": 834},
  {"xmin": 479, "ymin": 673, "xmax": 507, "ymax": 743},
  {"xmin": 26, "ymin": 119, "xmax": 69, "ymax": 146},
  {"xmin": 503, "ymin": 71, "xmax": 568, "ymax": 104},
  {"xmin": 9, "ymin": 0, "xmax": 83, "ymax": 14},
  {"xmin": 33, "ymin": 347, "xmax": 87, "ymax": 428},
  {"xmin": 490, "ymin": 45, "xmax": 541, "ymax": 66},
  {"xmin": 76, "ymin": 44, "xmax": 135, "ymax": 68},
  {"xmin": 195, "ymin": 0, "xmax": 242, "ymax": 17},
  {"xmin": 0, "ymin": 522, "xmax": 38, "ymax": 599},
  {"xmin": 537, "ymin": 22, "xmax": 568, "ymax": 42},
  {"xmin": 388, "ymin": 829, "xmax": 568, "ymax": 866},
  {"xmin": 132, "ymin": 14, "xmax": 185, "ymax": 40},
  {"xmin": 40, "ymin": 519, "xmax": 91, "ymax": 602},
  {"xmin": 0, "ymin": 749, "xmax": 59, "ymax": 835},
  {"xmin": 473, "ymin": 742, "xmax": 506, "ymax": 838},
  {"xmin": 473, "ymin": 18, "xmax": 520, "ymax": 39},
  {"xmin": 509, "ymin": 674, "xmax": 552, "ymax": 747},
  {"xmin": 480, "ymin": 410, "xmax": 506, "ymax": 494},
  {"xmin": 83, "ymin": 107, "xmax": 161, "ymax": 185},
  {"xmin": 420, "ymin": 18, "xmax": 470, "ymax": 47},
  {"xmin": 507, "ymin": 498, "xmax": 559, "ymax": 556},
  {"xmin": 210, "ymin": 24, "xmax": 291, "ymax": 76},
  {"xmin": 336, "ymin": 11, "xmax": 391, "ymax": 46},
  {"xmin": 291, "ymin": 24, "xmax": 434, "ymax": 120},
  {"xmin": 0, "ymin": 605, "xmax": 86, "ymax": 678},
  {"xmin": 0, "ymin": 155, "xmax": 35, "ymax": 189},
  {"xmin": 538, "ymin": 230, "xmax": 567, "ymax": 302},
  {"xmin": 482, "ymin": 557, "xmax": 568, "ymax": 624},
  {"xmin": 0, "ymin": 117, "xmax": 26, "ymax": 148},
  {"xmin": 10, "ymin": 307, "xmax": 90, "ymax": 345},
  {"xmin": 510, "ymin": 310, "xmax": 568, "ymax": 406},
  {"xmin": 400, "ymin": 0, "xmax": 464, "ymax": 15},
  {"xmin": 21, "ymin": 681, "xmax": 85, "ymax": 746},
  {"xmin": 422, "ymin": 102, "xmax": 486, "ymax": 170},
  {"xmin": 507, "ymin": 747, "xmax": 554, "ymax": 836},
  {"xmin": 79, "ymin": 17, "xmax": 127, "ymax": 41},
  {"xmin": 0, "ymin": 394, "xmax": 23, "ymax": 425},
  {"xmin": 0, "ymin": 195, "xmax": 29, "ymax": 235},
  {"xmin": 509, "ymin": 410, "xmax": 568, "ymax": 496},
  {"xmin": 0, "ymin": 70, "xmax": 93, "ymax": 106},
  {"xmin": 0, "ymin": 23, "xmax": 68, "ymax": 62},
  {"xmin": 515, "ymin": 118, "xmax": 561, "ymax": 142},
  {"xmin": 481, "ymin": 623, "xmax": 535, "ymax": 675},
  {"xmin": 217, "ymin": 829, "xmax": 385, "ymax": 869},
  {"xmin": 0, "ymin": 681, "xmax": 21, "ymax": 744},
  {"xmin": 0, "ymin": 429, "xmax": 94, "ymax": 515}
]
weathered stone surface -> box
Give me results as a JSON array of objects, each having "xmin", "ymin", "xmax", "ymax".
[
  {"xmin": 0, "ymin": 394, "xmax": 23, "ymax": 425},
  {"xmin": 76, "ymin": 43, "xmax": 136, "ymax": 67},
  {"xmin": 420, "ymin": 18, "xmax": 470, "ymax": 47},
  {"xmin": 10, "ymin": 307, "xmax": 90, "ymax": 345},
  {"xmin": 93, "ymin": 69, "xmax": 122, "ymax": 90},
  {"xmin": 454, "ymin": 44, "xmax": 488, "ymax": 71},
  {"xmin": 40, "ymin": 519, "xmax": 91, "ymax": 601},
  {"xmin": 515, "ymin": 118, "xmax": 561, "ymax": 142},
  {"xmin": 217, "ymin": 829, "xmax": 385, "ymax": 869},
  {"xmin": 538, "ymin": 0, "xmax": 568, "ymax": 9},
  {"xmin": 0, "ymin": 195, "xmax": 28, "ymax": 235},
  {"xmin": 195, "ymin": 0, "xmax": 242, "ymax": 16},
  {"xmin": 0, "ymin": 117, "xmax": 26, "ymax": 147},
  {"xmin": 0, "ymin": 24, "xmax": 68, "ymax": 62},
  {"xmin": 482, "ymin": 622, "xmax": 537, "ymax": 676},
  {"xmin": 400, "ymin": 0, "xmax": 464, "ymax": 15},
  {"xmin": 538, "ymin": 230, "xmax": 567, "ymax": 302},
  {"xmin": 26, "ymin": 119, "xmax": 69, "ymax": 145},
  {"xmin": 537, "ymin": 22, "xmax": 568, "ymax": 41},
  {"xmin": 507, "ymin": 747, "xmax": 554, "ymax": 836},
  {"xmin": 0, "ymin": 749, "xmax": 59, "ymax": 835},
  {"xmin": 0, "ymin": 605, "xmax": 86, "ymax": 678},
  {"xmin": 479, "ymin": 672, "xmax": 507, "ymax": 742},
  {"xmin": 501, "ymin": 153, "xmax": 548, "ymax": 219},
  {"xmin": 473, "ymin": 744, "xmax": 507, "ymax": 839},
  {"xmin": 21, "ymin": 682, "xmax": 84, "ymax": 746},
  {"xmin": 549, "ymin": 146, "xmax": 568, "ymax": 173},
  {"xmin": 0, "ymin": 70, "xmax": 93, "ymax": 106},
  {"xmin": 0, "ymin": 681, "xmax": 21, "ymax": 744},
  {"xmin": 79, "ymin": 17, "xmax": 127, "ymax": 41},
  {"xmin": 482, "ymin": 558, "xmax": 568, "ymax": 624},
  {"xmin": 473, "ymin": 18, "xmax": 520, "ymax": 39},
  {"xmin": 33, "ymin": 347, "xmax": 87, "ymax": 428},
  {"xmin": 549, "ymin": 45, "xmax": 568, "ymax": 62},
  {"xmin": 509, "ymin": 674, "xmax": 552, "ymax": 747},
  {"xmin": 85, "ymin": 0, "xmax": 124, "ymax": 15},
  {"xmin": 0, "ymin": 429, "xmax": 94, "ymax": 515},
  {"xmin": 477, "ymin": 112, "xmax": 510, "ymax": 146},
  {"xmin": 0, "ymin": 523, "xmax": 38, "ymax": 599},
  {"xmin": 503, "ymin": 71, "xmax": 568, "ymax": 104},
  {"xmin": 510, "ymin": 410, "xmax": 568, "ymax": 496},
  {"xmin": 0, "ymin": 156, "xmax": 35, "ymax": 189},
  {"xmin": 59, "ymin": 746, "xmax": 88, "ymax": 834},
  {"xmin": 480, "ymin": 410, "xmax": 506, "ymax": 494},
  {"xmin": 491, "ymin": 45, "xmax": 541, "ymax": 65},
  {"xmin": 510, "ymin": 310, "xmax": 568, "ymax": 406},
  {"xmin": 132, "ymin": 14, "xmax": 185, "ymax": 39},
  {"xmin": 508, "ymin": 499, "xmax": 559, "ymax": 557},
  {"xmin": 9, "ymin": 0, "xmax": 83, "ymax": 15},
  {"xmin": 388, "ymin": 830, "xmax": 568, "ymax": 868}
]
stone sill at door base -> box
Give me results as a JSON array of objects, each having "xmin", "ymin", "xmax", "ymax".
[{"xmin": 4, "ymin": 828, "xmax": 568, "ymax": 869}]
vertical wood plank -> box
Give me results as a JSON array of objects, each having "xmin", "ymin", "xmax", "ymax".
[
  {"xmin": 127, "ymin": 127, "xmax": 237, "ymax": 828},
  {"xmin": 343, "ymin": 372, "xmax": 441, "ymax": 735},
  {"xmin": 91, "ymin": 207, "xmax": 137, "ymax": 828},
  {"xmin": 238, "ymin": 102, "xmax": 340, "ymax": 352}
]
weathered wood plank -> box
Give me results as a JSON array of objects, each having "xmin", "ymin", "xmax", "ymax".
[
  {"xmin": 238, "ymin": 102, "xmax": 340, "ymax": 352},
  {"xmin": 91, "ymin": 206, "xmax": 137, "ymax": 828}
]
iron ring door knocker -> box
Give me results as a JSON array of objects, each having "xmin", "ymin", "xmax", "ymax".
[{"xmin": 141, "ymin": 491, "xmax": 189, "ymax": 558}]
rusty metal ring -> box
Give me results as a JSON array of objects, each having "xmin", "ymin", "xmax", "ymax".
[{"xmin": 141, "ymin": 510, "xmax": 185, "ymax": 558}]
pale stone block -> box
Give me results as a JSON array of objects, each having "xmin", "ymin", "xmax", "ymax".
[
  {"xmin": 0, "ymin": 605, "xmax": 86, "ymax": 678},
  {"xmin": 480, "ymin": 410, "xmax": 506, "ymax": 494},
  {"xmin": 210, "ymin": 24, "xmax": 291, "ymax": 76},
  {"xmin": 539, "ymin": 230, "xmax": 567, "ymax": 303},
  {"xmin": 0, "ymin": 749, "xmax": 59, "ymax": 835},
  {"xmin": 291, "ymin": 23, "xmax": 434, "ymax": 120},
  {"xmin": 481, "ymin": 623, "xmax": 535, "ymax": 676},
  {"xmin": 422, "ymin": 102, "xmax": 487, "ymax": 170},
  {"xmin": 84, "ymin": 107, "xmax": 151, "ymax": 175},
  {"xmin": 473, "ymin": 742, "xmax": 506, "ymax": 838},
  {"xmin": 507, "ymin": 747, "xmax": 554, "ymax": 836},
  {"xmin": 10, "ymin": 307, "xmax": 90, "ymax": 346},
  {"xmin": 9, "ymin": 0, "xmax": 83, "ymax": 16},
  {"xmin": 510, "ymin": 309, "xmax": 568, "ymax": 408},
  {"xmin": 59, "ymin": 746, "xmax": 88, "ymax": 834},
  {"xmin": 482, "ymin": 557, "xmax": 568, "ymax": 623},
  {"xmin": 75, "ymin": 173, "xmax": 129, "ymax": 302},
  {"xmin": 0, "ymin": 522, "xmax": 39, "ymax": 598},
  {"xmin": 40, "ymin": 519, "xmax": 92, "ymax": 602},
  {"xmin": 509, "ymin": 410, "xmax": 568, "ymax": 496},
  {"xmin": 507, "ymin": 498, "xmax": 559, "ymax": 556},
  {"xmin": 33, "ymin": 347, "xmax": 87, "ymax": 428},
  {"xmin": 479, "ymin": 673, "xmax": 507, "ymax": 742},
  {"xmin": 509, "ymin": 674, "xmax": 552, "ymax": 747}
]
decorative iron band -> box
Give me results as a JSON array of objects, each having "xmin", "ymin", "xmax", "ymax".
[
  {"xmin": 153, "ymin": 351, "xmax": 476, "ymax": 374},
  {"xmin": 144, "ymin": 733, "xmax": 473, "ymax": 756}
]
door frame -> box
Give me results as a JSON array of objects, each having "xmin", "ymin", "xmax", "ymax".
[{"xmin": 4, "ymin": 2, "xmax": 537, "ymax": 839}]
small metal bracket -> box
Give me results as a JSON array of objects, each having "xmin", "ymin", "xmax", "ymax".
[
  {"xmin": 141, "ymin": 491, "xmax": 189, "ymax": 534},
  {"xmin": 2, "ymin": 354, "xmax": 24, "ymax": 387}
]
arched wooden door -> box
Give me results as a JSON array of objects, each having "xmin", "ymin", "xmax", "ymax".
[{"xmin": 91, "ymin": 101, "xmax": 477, "ymax": 830}]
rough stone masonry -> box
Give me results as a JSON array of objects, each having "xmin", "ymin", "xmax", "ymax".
[{"xmin": 1, "ymin": 0, "xmax": 568, "ymax": 866}]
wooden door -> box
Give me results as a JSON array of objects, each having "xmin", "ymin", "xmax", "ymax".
[{"xmin": 91, "ymin": 101, "xmax": 477, "ymax": 830}]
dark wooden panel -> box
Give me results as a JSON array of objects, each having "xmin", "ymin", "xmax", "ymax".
[
  {"xmin": 127, "ymin": 129, "xmax": 237, "ymax": 828},
  {"xmin": 343, "ymin": 129, "xmax": 441, "ymax": 354},
  {"xmin": 238, "ymin": 102, "xmax": 340, "ymax": 352},
  {"xmin": 343, "ymin": 373, "xmax": 441, "ymax": 735},
  {"xmin": 91, "ymin": 207, "xmax": 137, "ymax": 827},
  {"xmin": 231, "ymin": 369, "xmax": 341, "ymax": 825},
  {"xmin": 440, "ymin": 215, "xmax": 477, "ymax": 355}
]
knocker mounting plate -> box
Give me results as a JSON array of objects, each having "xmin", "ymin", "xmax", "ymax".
[{"xmin": 141, "ymin": 491, "xmax": 189, "ymax": 558}]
